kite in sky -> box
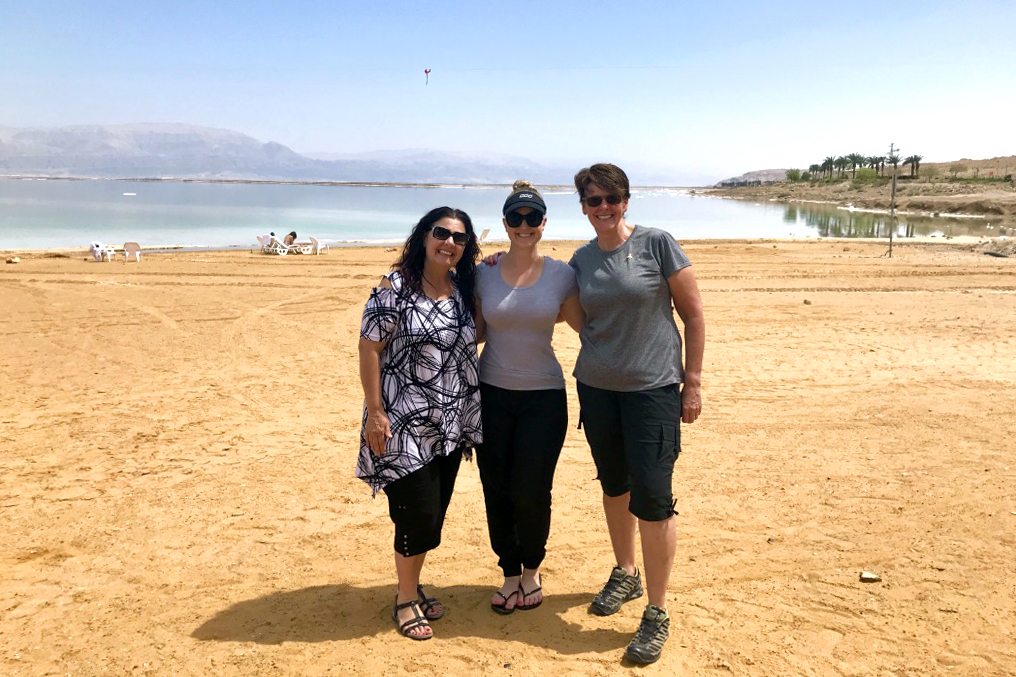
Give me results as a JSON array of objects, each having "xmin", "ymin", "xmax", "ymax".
[{"xmin": 424, "ymin": 69, "xmax": 431, "ymax": 85}]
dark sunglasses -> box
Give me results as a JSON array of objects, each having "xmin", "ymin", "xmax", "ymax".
[
  {"xmin": 505, "ymin": 211, "xmax": 544, "ymax": 228},
  {"xmin": 430, "ymin": 225, "xmax": 469, "ymax": 245},
  {"xmin": 582, "ymin": 194, "xmax": 624, "ymax": 207}
]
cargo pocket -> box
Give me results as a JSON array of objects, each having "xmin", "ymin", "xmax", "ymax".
[{"xmin": 659, "ymin": 424, "xmax": 680, "ymax": 464}]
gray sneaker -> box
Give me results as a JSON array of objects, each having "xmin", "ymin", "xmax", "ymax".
[
  {"xmin": 590, "ymin": 566, "xmax": 643, "ymax": 616},
  {"xmin": 624, "ymin": 604, "xmax": 670, "ymax": 665}
]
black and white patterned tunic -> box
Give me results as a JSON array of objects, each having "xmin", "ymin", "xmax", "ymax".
[{"xmin": 358, "ymin": 271, "xmax": 482, "ymax": 494}]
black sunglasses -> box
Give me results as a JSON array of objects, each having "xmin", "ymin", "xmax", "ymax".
[
  {"xmin": 430, "ymin": 225, "xmax": 469, "ymax": 245},
  {"xmin": 582, "ymin": 194, "xmax": 624, "ymax": 207},
  {"xmin": 505, "ymin": 211, "xmax": 544, "ymax": 228}
]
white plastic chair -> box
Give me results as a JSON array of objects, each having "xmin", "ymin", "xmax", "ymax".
[
  {"xmin": 90, "ymin": 241, "xmax": 116, "ymax": 262},
  {"xmin": 310, "ymin": 237, "xmax": 329, "ymax": 255},
  {"xmin": 123, "ymin": 242, "xmax": 142, "ymax": 263},
  {"xmin": 256, "ymin": 235, "xmax": 273, "ymax": 253}
]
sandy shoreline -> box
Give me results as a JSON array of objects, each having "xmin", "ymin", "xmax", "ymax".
[
  {"xmin": 2, "ymin": 241, "xmax": 1014, "ymax": 676},
  {"xmin": 704, "ymin": 179, "xmax": 1016, "ymax": 226}
]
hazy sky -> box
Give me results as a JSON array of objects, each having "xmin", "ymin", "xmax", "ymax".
[{"xmin": 2, "ymin": 0, "xmax": 1014, "ymax": 183}]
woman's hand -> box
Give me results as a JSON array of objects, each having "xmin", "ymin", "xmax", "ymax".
[
  {"xmin": 681, "ymin": 382, "xmax": 702, "ymax": 424},
  {"xmin": 482, "ymin": 251, "xmax": 505, "ymax": 266},
  {"xmin": 365, "ymin": 408, "xmax": 392, "ymax": 456}
]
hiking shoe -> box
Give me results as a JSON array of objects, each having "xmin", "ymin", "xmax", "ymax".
[
  {"xmin": 590, "ymin": 566, "xmax": 643, "ymax": 616},
  {"xmin": 624, "ymin": 604, "xmax": 670, "ymax": 665}
]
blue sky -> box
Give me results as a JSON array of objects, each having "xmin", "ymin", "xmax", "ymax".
[{"xmin": 2, "ymin": 0, "xmax": 1014, "ymax": 184}]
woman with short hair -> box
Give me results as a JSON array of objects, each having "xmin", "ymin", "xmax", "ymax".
[{"xmin": 569, "ymin": 163, "xmax": 704, "ymax": 665}]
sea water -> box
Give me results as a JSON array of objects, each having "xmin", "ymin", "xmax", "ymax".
[{"xmin": 0, "ymin": 178, "xmax": 991, "ymax": 250}]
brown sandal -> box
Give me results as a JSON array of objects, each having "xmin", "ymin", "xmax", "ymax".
[
  {"xmin": 391, "ymin": 597, "xmax": 432, "ymax": 640},
  {"xmin": 416, "ymin": 585, "xmax": 444, "ymax": 620}
]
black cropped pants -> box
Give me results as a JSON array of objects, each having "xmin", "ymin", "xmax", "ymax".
[{"xmin": 476, "ymin": 383, "xmax": 568, "ymax": 577}]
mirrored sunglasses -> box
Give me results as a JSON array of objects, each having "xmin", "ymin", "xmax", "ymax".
[
  {"xmin": 430, "ymin": 225, "xmax": 469, "ymax": 245},
  {"xmin": 582, "ymin": 194, "xmax": 624, "ymax": 207},
  {"xmin": 505, "ymin": 211, "xmax": 544, "ymax": 228}
]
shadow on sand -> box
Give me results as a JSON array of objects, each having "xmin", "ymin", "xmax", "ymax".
[{"xmin": 192, "ymin": 582, "xmax": 632, "ymax": 655}]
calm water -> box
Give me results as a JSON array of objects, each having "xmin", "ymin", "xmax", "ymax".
[{"xmin": 0, "ymin": 178, "xmax": 993, "ymax": 250}]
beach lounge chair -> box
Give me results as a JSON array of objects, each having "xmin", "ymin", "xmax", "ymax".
[
  {"xmin": 266, "ymin": 237, "xmax": 290, "ymax": 255},
  {"xmin": 90, "ymin": 241, "xmax": 116, "ymax": 262},
  {"xmin": 289, "ymin": 239, "xmax": 314, "ymax": 255},
  {"xmin": 310, "ymin": 236, "xmax": 329, "ymax": 255},
  {"xmin": 256, "ymin": 235, "xmax": 274, "ymax": 253},
  {"xmin": 123, "ymin": 242, "xmax": 142, "ymax": 263}
]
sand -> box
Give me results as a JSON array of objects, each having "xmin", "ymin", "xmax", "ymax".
[{"xmin": 1, "ymin": 240, "xmax": 1014, "ymax": 676}]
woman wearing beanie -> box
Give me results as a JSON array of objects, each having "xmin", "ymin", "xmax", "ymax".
[{"xmin": 473, "ymin": 180, "xmax": 583, "ymax": 614}]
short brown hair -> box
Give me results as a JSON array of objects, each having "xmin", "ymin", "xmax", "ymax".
[{"xmin": 574, "ymin": 163, "xmax": 631, "ymax": 200}]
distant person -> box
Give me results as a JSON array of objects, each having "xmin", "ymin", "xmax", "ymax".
[
  {"xmin": 474, "ymin": 181, "xmax": 582, "ymax": 615},
  {"xmin": 358, "ymin": 206, "xmax": 482, "ymax": 640},
  {"xmin": 284, "ymin": 231, "xmax": 297, "ymax": 246},
  {"xmin": 569, "ymin": 163, "xmax": 704, "ymax": 665}
]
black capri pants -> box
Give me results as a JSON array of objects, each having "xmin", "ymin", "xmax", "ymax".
[
  {"xmin": 476, "ymin": 383, "xmax": 567, "ymax": 576},
  {"xmin": 382, "ymin": 450, "xmax": 462, "ymax": 557},
  {"xmin": 577, "ymin": 381, "xmax": 681, "ymax": 522}
]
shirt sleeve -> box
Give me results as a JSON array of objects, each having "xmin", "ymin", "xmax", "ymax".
[
  {"xmin": 558, "ymin": 259, "xmax": 578, "ymax": 298},
  {"xmin": 650, "ymin": 228, "xmax": 692, "ymax": 278},
  {"xmin": 360, "ymin": 278, "xmax": 399, "ymax": 344}
]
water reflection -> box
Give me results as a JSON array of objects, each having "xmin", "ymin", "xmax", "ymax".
[{"xmin": 786, "ymin": 203, "xmax": 993, "ymax": 239}]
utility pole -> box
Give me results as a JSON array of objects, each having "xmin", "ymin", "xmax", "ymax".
[{"xmin": 885, "ymin": 143, "xmax": 898, "ymax": 258}]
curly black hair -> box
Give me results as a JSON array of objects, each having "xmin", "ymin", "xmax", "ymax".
[{"xmin": 392, "ymin": 206, "xmax": 479, "ymax": 316}]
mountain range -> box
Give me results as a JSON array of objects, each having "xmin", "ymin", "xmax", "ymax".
[{"xmin": 0, "ymin": 123, "xmax": 705, "ymax": 186}]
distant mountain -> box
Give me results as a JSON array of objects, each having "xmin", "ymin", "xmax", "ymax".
[
  {"xmin": 0, "ymin": 123, "xmax": 714, "ymax": 186},
  {"xmin": 715, "ymin": 168, "xmax": 789, "ymax": 187},
  {"xmin": 0, "ymin": 123, "xmax": 570, "ymax": 184}
]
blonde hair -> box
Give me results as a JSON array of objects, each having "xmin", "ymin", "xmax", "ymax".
[{"xmin": 510, "ymin": 179, "xmax": 541, "ymax": 198}]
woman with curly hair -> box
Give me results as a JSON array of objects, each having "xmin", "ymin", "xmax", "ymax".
[{"xmin": 357, "ymin": 206, "xmax": 482, "ymax": 640}]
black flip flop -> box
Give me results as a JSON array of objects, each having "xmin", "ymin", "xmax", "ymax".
[
  {"xmin": 491, "ymin": 588, "xmax": 519, "ymax": 615},
  {"xmin": 517, "ymin": 574, "xmax": 543, "ymax": 611}
]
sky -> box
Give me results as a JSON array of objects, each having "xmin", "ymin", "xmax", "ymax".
[{"xmin": 2, "ymin": 0, "xmax": 1015, "ymax": 184}]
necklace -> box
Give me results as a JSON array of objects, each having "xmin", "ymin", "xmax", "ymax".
[{"xmin": 422, "ymin": 272, "xmax": 449, "ymax": 296}]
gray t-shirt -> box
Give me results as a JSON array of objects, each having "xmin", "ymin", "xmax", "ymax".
[
  {"xmin": 476, "ymin": 257, "xmax": 578, "ymax": 390},
  {"xmin": 568, "ymin": 225, "xmax": 691, "ymax": 391}
]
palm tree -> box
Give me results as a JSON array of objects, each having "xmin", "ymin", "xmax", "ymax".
[
  {"xmin": 835, "ymin": 156, "xmax": 849, "ymax": 178},
  {"xmin": 847, "ymin": 153, "xmax": 865, "ymax": 178},
  {"xmin": 822, "ymin": 156, "xmax": 835, "ymax": 179},
  {"xmin": 866, "ymin": 156, "xmax": 882, "ymax": 175},
  {"xmin": 886, "ymin": 153, "xmax": 901, "ymax": 176},
  {"xmin": 903, "ymin": 154, "xmax": 923, "ymax": 178}
]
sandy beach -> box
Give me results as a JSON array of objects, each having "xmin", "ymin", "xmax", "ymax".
[{"xmin": 1, "ymin": 240, "xmax": 1014, "ymax": 676}]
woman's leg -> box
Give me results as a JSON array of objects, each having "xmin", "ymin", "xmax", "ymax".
[
  {"xmin": 477, "ymin": 383, "xmax": 523, "ymax": 604},
  {"xmin": 393, "ymin": 551, "xmax": 430, "ymax": 637},
  {"xmin": 619, "ymin": 384, "xmax": 682, "ymax": 611},
  {"xmin": 512, "ymin": 388, "xmax": 568, "ymax": 604},
  {"xmin": 577, "ymin": 382, "xmax": 638, "ymax": 575},
  {"xmin": 383, "ymin": 452, "xmax": 462, "ymax": 635}
]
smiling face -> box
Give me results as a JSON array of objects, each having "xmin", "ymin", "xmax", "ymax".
[
  {"xmin": 580, "ymin": 182, "xmax": 629, "ymax": 234},
  {"xmin": 425, "ymin": 217, "xmax": 467, "ymax": 271},
  {"xmin": 503, "ymin": 207, "xmax": 546, "ymax": 249}
]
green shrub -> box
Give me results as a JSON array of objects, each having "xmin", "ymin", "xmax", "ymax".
[{"xmin": 854, "ymin": 168, "xmax": 878, "ymax": 181}]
